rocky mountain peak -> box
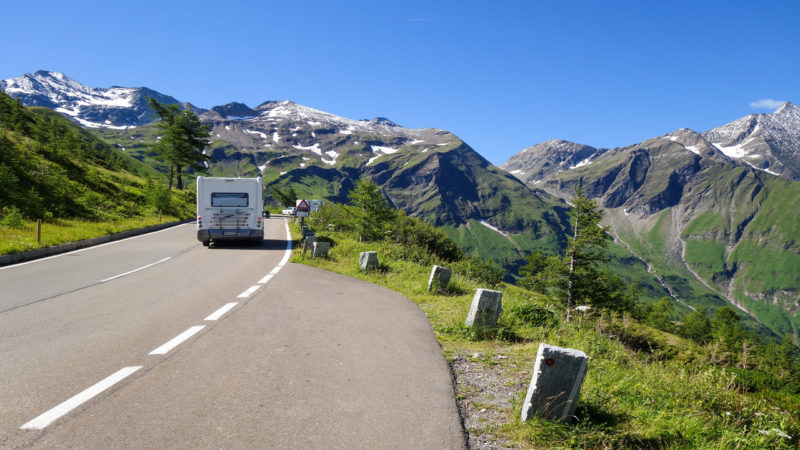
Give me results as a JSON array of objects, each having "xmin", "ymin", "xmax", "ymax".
[
  {"xmin": 774, "ymin": 101, "xmax": 797, "ymax": 115},
  {"xmin": 500, "ymin": 139, "xmax": 601, "ymax": 184},
  {"xmin": 0, "ymin": 70, "xmax": 204, "ymax": 129},
  {"xmin": 700, "ymin": 100, "xmax": 800, "ymax": 180},
  {"xmin": 210, "ymin": 102, "xmax": 257, "ymax": 119},
  {"xmin": 363, "ymin": 117, "xmax": 401, "ymax": 127}
]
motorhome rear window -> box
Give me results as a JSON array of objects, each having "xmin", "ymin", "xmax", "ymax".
[{"xmin": 211, "ymin": 193, "xmax": 249, "ymax": 207}]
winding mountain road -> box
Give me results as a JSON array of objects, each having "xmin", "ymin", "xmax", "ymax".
[{"xmin": 0, "ymin": 218, "xmax": 465, "ymax": 449}]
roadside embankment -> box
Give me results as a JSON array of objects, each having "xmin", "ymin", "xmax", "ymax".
[
  {"xmin": 287, "ymin": 220, "xmax": 799, "ymax": 449},
  {"xmin": 0, "ymin": 217, "xmax": 193, "ymax": 267}
]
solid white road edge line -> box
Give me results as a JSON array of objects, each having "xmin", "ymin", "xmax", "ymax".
[
  {"xmin": 99, "ymin": 257, "xmax": 172, "ymax": 283},
  {"xmin": 205, "ymin": 303, "xmax": 238, "ymax": 321},
  {"xmin": 149, "ymin": 326, "xmax": 205, "ymax": 355},
  {"xmin": 278, "ymin": 219, "xmax": 292, "ymax": 266},
  {"xmin": 258, "ymin": 274, "xmax": 274, "ymax": 284},
  {"xmin": 237, "ymin": 286, "xmax": 260, "ymax": 298},
  {"xmin": 256, "ymin": 219, "xmax": 293, "ymax": 283},
  {"xmin": 20, "ymin": 366, "xmax": 142, "ymax": 430},
  {"xmin": 0, "ymin": 223, "xmax": 192, "ymax": 271}
]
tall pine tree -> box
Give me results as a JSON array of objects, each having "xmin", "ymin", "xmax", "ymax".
[{"xmin": 146, "ymin": 97, "xmax": 211, "ymax": 189}]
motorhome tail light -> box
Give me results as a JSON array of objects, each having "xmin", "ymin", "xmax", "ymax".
[{"xmin": 197, "ymin": 217, "xmax": 202, "ymax": 221}]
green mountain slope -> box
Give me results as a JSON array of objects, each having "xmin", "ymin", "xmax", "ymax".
[
  {"xmin": 0, "ymin": 91, "xmax": 192, "ymax": 222},
  {"xmin": 526, "ymin": 129, "xmax": 799, "ymax": 339}
]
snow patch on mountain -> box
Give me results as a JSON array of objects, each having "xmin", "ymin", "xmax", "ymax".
[
  {"xmin": 477, "ymin": 220, "xmax": 507, "ymax": 237},
  {"xmin": 372, "ymin": 146, "xmax": 399, "ymax": 154},
  {"xmin": 293, "ymin": 143, "xmax": 321, "ymax": 155},
  {"xmin": 245, "ymin": 129, "xmax": 268, "ymax": 139},
  {"xmin": 323, "ymin": 150, "xmax": 339, "ymax": 166}
]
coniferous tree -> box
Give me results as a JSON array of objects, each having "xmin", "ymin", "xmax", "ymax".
[
  {"xmin": 349, "ymin": 176, "xmax": 394, "ymax": 242},
  {"xmin": 146, "ymin": 97, "xmax": 211, "ymax": 190},
  {"xmin": 644, "ymin": 297, "xmax": 676, "ymax": 332},
  {"xmin": 271, "ymin": 186, "xmax": 298, "ymax": 207},
  {"xmin": 779, "ymin": 334, "xmax": 798, "ymax": 379},
  {"xmin": 678, "ymin": 307, "xmax": 712, "ymax": 344},
  {"xmin": 564, "ymin": 188, "xmax": 611, "ymax": 320}
]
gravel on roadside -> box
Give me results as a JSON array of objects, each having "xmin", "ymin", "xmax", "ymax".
[{"xmin": 450, "ymin": 351, "xmax": 530, "ymax": 450}]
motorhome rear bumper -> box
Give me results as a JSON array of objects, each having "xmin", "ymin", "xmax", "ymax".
[{"xmin": 197, "ymin": 229, "xmax": 263, "ymax": 241}]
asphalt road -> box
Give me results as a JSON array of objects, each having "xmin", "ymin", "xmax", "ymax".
[{"xmin": 0, "ymin": 217, "xmax": 465, "ymax": 449}]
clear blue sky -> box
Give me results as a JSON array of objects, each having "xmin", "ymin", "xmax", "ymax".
[{"xmin": 2, "ymin": 0, "xmax": 797, "ymax": 165}]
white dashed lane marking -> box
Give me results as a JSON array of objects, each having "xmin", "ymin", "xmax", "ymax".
[
  {"xmin": 99, "ymin": 257, "xmax": 172, "ymax": 283},
  {"xmin": 149, "ymin": 326, "xmax": 205, "ymax": 355},
  {"xmin": 205, "ymin": 303, "xmax": 238, "ymax": 321},
  {"xmin": 258, "ymin": 274, "xmax": 274, "ymax": 284},
  {"xmin": 21, "ymin": 366, "xmax": 142, "ymax": 430}
]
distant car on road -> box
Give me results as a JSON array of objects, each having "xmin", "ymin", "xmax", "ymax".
[{"xmin": 281, "ymin": 207, "xmax": 296, "ymax": 215}]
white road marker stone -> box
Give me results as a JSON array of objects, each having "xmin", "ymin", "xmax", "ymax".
[
  {"xmin": 302, "ymin": 236, "xmax": 317, "ymax": 255},
  {"xmin": 312, "ymin": 241, "xmax": 330, "ymax": 258},
  {"xmin": 258, "ymin": 274, "xmax": 274, "ymax": 284},
  {"xmin": 427, "ymin": 265, "xmax": 452, "ymax": 292},
  {"xmin": 359, "ymin": 251, "xmax": 378, "ymax": 270},
  {"xmin": 521, "ymin": 343, "xmax": 589, "ymax": 423},
  {"xmin": 465, "ymin": 289, "xmax": 503, "ymax": 327},
  {"xmin": 205, "ymin": 302, "xmax": 238, "ymax": 321},
  {"xmin": 149, "ymin": 326, "xmax": 205, "ymax": 355},
  {"xmin": 99, "ymin": 257, "xmax": 172, "ymax": 282},
  {"xmin": 20, "ymin": 366, "xmax": 142, "ymax": 430},
  {"xmin": 0, "ymin": 223, "xmax": 191, "ymax": 271},
  {"xmin": 237, "ymin": 286, "xmax": 260, "ymax": 298}
]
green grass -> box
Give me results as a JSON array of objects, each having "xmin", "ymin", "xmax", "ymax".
[
  {"xmin": 683, "ymin": 211, "xmax": 729, "ymax": 236},
  {"xmin": 288, "ymin": 221, "xmax": 799, "ymax": 449},
  {"xmin": 684, "ymin": 239, "xmax": 727, "ymax": 282},
  {"xmin": 0, "ymin": 215, "xmax": 184, "ymax": 256},
  {"xmin": 731, "ymin": 241, "xmax": 800, "ymax": 295}
]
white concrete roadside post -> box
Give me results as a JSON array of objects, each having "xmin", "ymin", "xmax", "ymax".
[
  {"xmin": 465, "ymin": 289, "xmax": 502, "ymax": 327},
  {"xmin": 303, "ymin": 236, "xmax": 317, "ymax": 255},
  {"xmin": 521, "ymin": 343, "xmax": 589, "ymax": 423},
  {"xmin": 359, "ymin": 251, "xmax": 378, "ymax": 270},
  {"xmin": 312, "ymin": 242, "xmax": 330, "ymax": 258},
  {"xmin": 427, "ymin": 265, "xmax": 452, "ymax": 292}
]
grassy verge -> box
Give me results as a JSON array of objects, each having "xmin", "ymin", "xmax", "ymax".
[
  {"xmin": 0, "ymin": 215, "xmax": 183, "ymax": 256},
  {"xmin": 288, "ymin": 221, "xmax": 798, "ymax": 449}
]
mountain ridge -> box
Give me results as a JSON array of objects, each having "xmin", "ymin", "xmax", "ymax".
[
  {"xmin": 0, "ymin": 70, "xmax": 206, "ymax": 129},
  {"xmin": 501, "ymin": 106, "xmax": 800, "ymax": 339}
]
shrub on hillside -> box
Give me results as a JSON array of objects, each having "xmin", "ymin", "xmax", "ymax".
[
  {"xmin": 387, "ymin": 212, "xmax": 464, "ymax": 262},
  {"xmin": 1, "ymin": 206, "xmax": 25, "ymax": 228},
  {"xmin": 509, "ymin": 303, "xmax": 555, "ymax": 327},
  {"xmin": 451, "ymin": 255, "xmax": 505, "ymax": 289}
]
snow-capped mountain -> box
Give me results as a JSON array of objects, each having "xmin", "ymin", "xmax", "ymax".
[
  {"xmin": 498, "ymin": 139, "xmax": 604, "ymax": 184},
  {"xmin": 0, "ymin": 70, "xmax": 205, "ymax": 129},
  {"xmin": 196, "ymin": 100, "xmax": 452, "ymax": 166},
  {"xmin": 499, "ymin": 103, "xmax": 800, "ymax": 340},
  {"xmin": 502, "ymin": 102, "xmax": 800, "ymax": 182},
  {"xmin": 701, "ymin": 102, "xmax": 800, "ymax": 180}
]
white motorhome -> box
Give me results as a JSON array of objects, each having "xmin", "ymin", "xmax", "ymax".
[{"xmin": 196, "ymin": 176, "xmax": 264, "ymax": 246}]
